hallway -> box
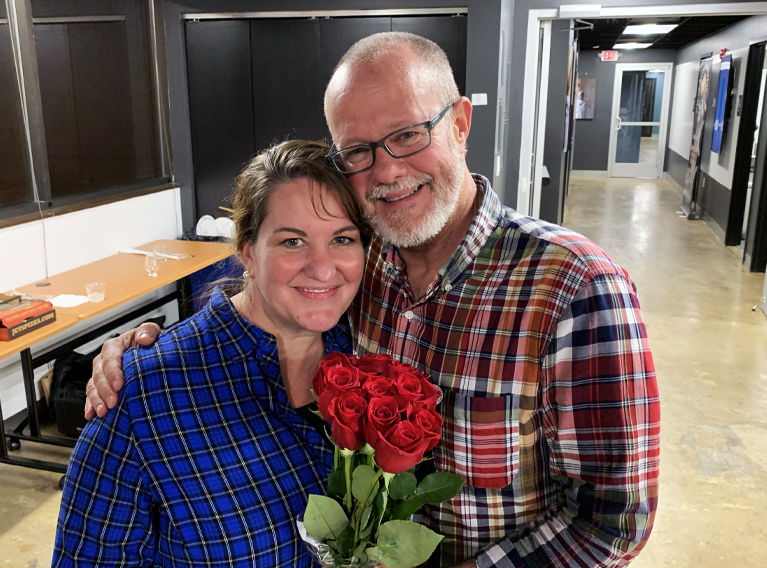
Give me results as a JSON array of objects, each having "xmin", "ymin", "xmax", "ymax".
[
  {"xmin": 0, "ymin": 177, "xmax": 766, "ymax": 567},
  {"xmin": 564, "ymin": 176, "xmax": 767, "ymax": 567}
]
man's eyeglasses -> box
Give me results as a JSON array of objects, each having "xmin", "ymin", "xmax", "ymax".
[{"xmin": 326, "ymin": 101, "xmax": 456, "ymax": 175}]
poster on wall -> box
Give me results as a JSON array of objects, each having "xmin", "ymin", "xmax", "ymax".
[
  {"xmin": 681, "ymin": 56, "xmax": 713, "ymax": 219},
  {"xmin": 711, "ymin": 54, "xmax": 732, "ymax": 154},
  {"xmin": 575, "ymin": 78, "xmax": 596, "ymax": 119}
]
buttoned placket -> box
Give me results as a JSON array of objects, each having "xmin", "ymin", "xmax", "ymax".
[{"xmin": 387, "ymin": 262, "xmax": 457, "ymax": 364}]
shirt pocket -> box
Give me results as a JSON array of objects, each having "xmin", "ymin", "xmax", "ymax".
[{"xmin": 434, "ymin": 391, "xmax": 520, "ymax": 489}]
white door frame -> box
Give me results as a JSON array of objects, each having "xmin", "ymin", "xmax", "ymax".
[
  {"xmin": 607, "ymin": 62, "xmax": 673, "ymax": 178},
  {"xmin": 517, "ymin": 2, "xmax": 767, "ymax": 217}
]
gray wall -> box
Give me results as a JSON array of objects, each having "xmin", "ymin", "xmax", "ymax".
[
  {"xmin": 572, "ymin": 49, "xmax": 677, "ymax": 172},
  {"xmin": 503, "ymin": 0, "xmax": 759, "ymax": 210},
  {"xmin": 161, "ymin": 0, "xmax": 506, "ymax": 231},
  {"xmin": 666, "ymin": 15, "xmax": 767, "ymax": 239},
  {"xmin": 539, "ymin": 20, "xmax": 570, "ymax": 223}
]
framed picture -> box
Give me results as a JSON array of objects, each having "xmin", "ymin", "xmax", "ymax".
[{"xmin": 575, "ymin": 77, "xmax": 596, "ymax": 120}]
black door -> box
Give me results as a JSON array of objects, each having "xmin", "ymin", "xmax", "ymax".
[{"xmin": 186, "ymin": 15, "xmax": 468, "ymax": 219}]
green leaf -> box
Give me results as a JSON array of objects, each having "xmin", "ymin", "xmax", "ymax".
[
  {"xmin": 365, "ymin": 547, "xmax": 380, "ymax": 561},
  {"xmin": 415, "ymin": 472, "xmax": 465, "ymax": 504},
  {"xmin": 360, "ymin": 504, "xmax": 373, "ymax": 532},
  {"xmin": 389, "ymin": 497, "xmax": 424, "ymax": 520},
  {"xmin": 303, "ymin": 495, "xmax": 349, "ymax": 542},
  {"xmin": 327, "ymin": 468, "xmax": 347, "ymax": 500},
  {"xmin": 376, "ymin": 520, "xmax": 444, "ymax": 568},
  {"xmin": 336, "ymin": 523, "xmax": 356, "ymax": 556},
  {"xmin": 352, "ymin": 464, "xmax": 377, "ymax": 501},
  {"xmin": 371, "ymin": 487, "xmax": 388, "ymax": 526},
  {"xmin": 352, "ymin": 541, "xmax": 368, "ymax": 560},
  {"xmin": 388, "ymin": 472, "xmax": 417, "ymax": 500}
]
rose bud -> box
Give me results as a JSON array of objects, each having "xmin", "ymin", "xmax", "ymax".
[
  {"xmin": 385, "ymin": 362, "xmax": 419, "ymax": 379},
  {"xmin": 357, "ymin": 353, "xmax": 395, "ymax": 375},
  {"xmin": 364, "ymin": 396, "xmax": 402, "ymax": 447},
  {"xmin": 362, "ymin": 376, "xmax": 396, "ymax": 400},
  {"xmin": 329, "ymin": 392, "xmax": 367, "ymax": 451},
  {"xmin": 316, "ymin": 366, "xmax": 361, "ymax": 420},
  {"xmin": 393, "ymin": 372, "xmax": 441, "ymax": 407},
  {"xmin": 408, "ymin": 405, "xmax": 444, "ymax": 451},
  {"xmin": 371, "ymin": 421, "xmax": 429, "ymax": 474},
  {"xmin": 312, "ymin": 352, "xmax": 355, "ymax": 396}
]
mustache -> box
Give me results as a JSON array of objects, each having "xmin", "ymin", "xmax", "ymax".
[{"xmin": 366, "ymin": 174, "xmax": 433, "ymax": 202}]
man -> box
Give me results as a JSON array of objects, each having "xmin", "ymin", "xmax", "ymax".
[{"xmin": 86, "ymin": 33, "xmax": 660, "ymax": 568}]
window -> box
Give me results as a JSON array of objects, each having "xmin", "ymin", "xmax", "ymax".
[
  {"xmin": 0, "ymin": 3, "xmax": 34, "ymax": 209},
  {"xmin": 0, "ymin": 0, "xmax": 169, "ymax": 222}
]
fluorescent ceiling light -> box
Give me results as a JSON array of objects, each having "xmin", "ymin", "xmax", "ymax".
[
  {"xmin": 614, "ymin": 42, "xmax": 652, "ymax": 49},
  {"xmin": 623, "ymin": 24, "xmax": 677, "ymax": 35}
]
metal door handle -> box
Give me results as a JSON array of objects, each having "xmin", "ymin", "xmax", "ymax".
[{"xmin": 615, "ymin": 116, "xmax": 622, "ymax": 131}]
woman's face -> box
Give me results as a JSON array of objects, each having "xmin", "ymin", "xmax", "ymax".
[{"xmin": 240, "ymin": 178, "xmax": 365, "ymax": 336}]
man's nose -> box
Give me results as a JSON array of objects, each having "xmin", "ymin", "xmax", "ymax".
[{"xmin": 370, "ymin": 146, "xmax": 408, "ymax": 185}]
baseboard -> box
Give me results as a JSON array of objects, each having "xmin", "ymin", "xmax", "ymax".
[
  {"xmin": 570, "ymin": 170, "xmax": 609, "ymax": 178},
  {"xmin": 702, "ymin": 213, "xmax": 726, "ymax": 243},
  {"xmin": 661, "ymin": 172, "xmax": 684, "ymax": 197}
]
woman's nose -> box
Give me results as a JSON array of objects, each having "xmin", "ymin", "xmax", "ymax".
[{"xmin": 304, "ymin": 249, "xmax": 335, "ymax": 281}]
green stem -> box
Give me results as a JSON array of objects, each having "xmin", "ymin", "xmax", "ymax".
[
  {"xmin": 352, "ymin": 469, "xmax": 384, "ymax": 546},
  {"xmin": 344, "ymin": 454, "xmax": 353, "ymax": 512}
]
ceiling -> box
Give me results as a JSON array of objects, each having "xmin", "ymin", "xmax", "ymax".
[{"xmin": 577, "ymin": 16, "xmax": 750, "ymax": 50}]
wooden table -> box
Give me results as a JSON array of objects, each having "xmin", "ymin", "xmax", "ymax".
[{"xmin": 0, "ymin": 239, "xmax": 231, "ymax": 475}]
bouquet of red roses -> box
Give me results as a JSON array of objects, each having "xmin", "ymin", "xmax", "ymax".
[{"xmin": 299, "ymin": 352, "xmax": 464, "ymax": 568}]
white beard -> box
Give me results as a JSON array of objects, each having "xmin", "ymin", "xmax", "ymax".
[{"xmin": 365, "ymin": 142, "xmax": 464, "ymax": 249}]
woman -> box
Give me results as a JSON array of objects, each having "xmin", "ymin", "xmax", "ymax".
[{"xmin": 53, "ymin": 140, "xmax": 372, "ymax": 567}]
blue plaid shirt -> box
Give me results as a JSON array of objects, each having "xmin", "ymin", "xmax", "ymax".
[{"xmin": 53, "ymin": 288, "xmax": 351, "ymax": 567}]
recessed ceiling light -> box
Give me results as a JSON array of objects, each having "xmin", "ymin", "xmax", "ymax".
[
  {"xmin": 614, "ymin": 42, "xmax": 652, "ymax": 49},
  {"xmin": 623, "ymin": 24, "xmax": 677, "ymax": 35}
]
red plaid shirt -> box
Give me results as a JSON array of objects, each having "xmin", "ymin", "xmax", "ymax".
[{"xmin": 349, "ymin": 176, "xmax": 660, "ymax": 568}]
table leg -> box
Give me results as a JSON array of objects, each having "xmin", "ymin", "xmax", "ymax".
[
  {"xmin": 20, "ymin": 348, "xmax": 41, "ymax": 438},
  {"xmin": 178, "ymin": 275, "xmax": 195, "ymax": 320},
  {"xmin": 0, "ymin": 383, "xmax": 8, "ymax": 460}
]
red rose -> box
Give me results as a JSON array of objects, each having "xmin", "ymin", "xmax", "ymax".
[
  {"xmin": 357, "ymin": 353, "xmax": 395, "ymax": 375},
  {"xmin": 317, "ymin": 366, "xmax": 361, "ymax": 420},
  {"xmin": 364, "ymin": 396, "xmax": 402, "ymax": 446},
  {"xmin": 385, "ymin": 362, "xmax": 419, "ymax": 379},
  {"xmin": 393, "ymin": 373, "xmax": 441, "ymax": 407},
  {"xmin": 312, "ymin": 352, "xmax": 356, "ymax": 397},
  {"xmin": 362, "ymin": 376, "xmax": 396, "ymax": 400},
  {"xmin": 371, "ymin": 421, "xmax": 429, "ymax": 474},
  {"xmin": 408, "ymin": 405, "xmax": 443, "ymax": 451},
  {"xmin": 328, "ymin": 392, "xmax": 367, "ymax": 451}
]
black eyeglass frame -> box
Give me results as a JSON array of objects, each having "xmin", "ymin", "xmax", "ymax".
[{"xmin": 326, "ymin": 100, "xmax": 457, "ymax": 174}]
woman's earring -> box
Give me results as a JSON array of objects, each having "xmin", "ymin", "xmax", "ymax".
[{"xmin": 243, "ymin": 271, "xmax": 249, "ymax": 278}]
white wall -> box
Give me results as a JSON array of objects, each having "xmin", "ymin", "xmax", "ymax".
[
  {"xmin": 0, "ymin": 188, "xmax": 183, "ymax": 418},
  {"xmin": 668, "ymin": 60, "xmax": 699, "ymax": 158}
]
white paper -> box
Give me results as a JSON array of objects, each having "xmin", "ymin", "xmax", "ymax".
[
  {"xmin": 51, "ymin": 294, "xmax": 90, "ymax": 308},
  {"xmin": 471, "ymin": 93, "xmax": 488, "ymax": 106}
]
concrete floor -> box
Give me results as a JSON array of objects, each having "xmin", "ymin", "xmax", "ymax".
[{"xmin": 1, "ymin": 176, "xmax": 766, "ymax": 566}]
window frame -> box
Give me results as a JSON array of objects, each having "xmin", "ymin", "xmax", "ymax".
[{"xmin": 0, "ymin": 0, "xmax": 173, "ymax": 225}]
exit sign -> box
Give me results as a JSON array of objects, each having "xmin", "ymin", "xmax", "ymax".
[{"xmin": 600, "ymin": 50, "xmax": 619, "ymax": 62}]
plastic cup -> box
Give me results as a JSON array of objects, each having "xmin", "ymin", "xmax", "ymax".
[
  {"xmin": 85, "ymin": 282, "xmax": 106, "ymax": 302},
  {"xmin": 153, "ymin": 244, "xmax": 169, "ymax": 262}
]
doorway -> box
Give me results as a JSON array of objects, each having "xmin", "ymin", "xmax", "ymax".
[{"xmin": 608, "ymin": 63, "xmax": 672, "ymax": 178}]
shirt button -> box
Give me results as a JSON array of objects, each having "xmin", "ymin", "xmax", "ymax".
[
  {"xmin": 444, "ymin": 284, "xmax": 452, "ymax": 292},
  {"xmin": 404, "ymin": 310, "xmax": 415, "ymax": 320}
]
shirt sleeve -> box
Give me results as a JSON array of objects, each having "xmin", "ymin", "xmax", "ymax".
[
  {"xmin": 52, "ymin": 388, "xmax": 156, "ymax": 567},
  {"xmin": 477, "ymin": 273, "xmax": 661, "ymax": 568}
]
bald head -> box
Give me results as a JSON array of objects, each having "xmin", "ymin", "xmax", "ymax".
[{"xmin": 324, "ymin": 32, "xmax": 460, "ymax": 136}]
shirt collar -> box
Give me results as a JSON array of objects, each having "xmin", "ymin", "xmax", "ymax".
[{"xmin": 376, "ymin": 174, "xmax": 504, "ymax": 289}]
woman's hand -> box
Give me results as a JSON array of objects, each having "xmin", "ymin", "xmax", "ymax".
[{"xmin": 84, "ymin": 322, "xmax": 163, "ymax": 418}]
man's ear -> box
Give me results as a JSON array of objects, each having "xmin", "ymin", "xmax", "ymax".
[{"xmin": 450, "ymin": 96, "xmax": 473, "ymax": 145}]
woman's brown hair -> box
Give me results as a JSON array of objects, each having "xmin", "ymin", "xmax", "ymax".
[{"xmin": 232, "ymin": 139, "xmax": 372, "ymax": 254}]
